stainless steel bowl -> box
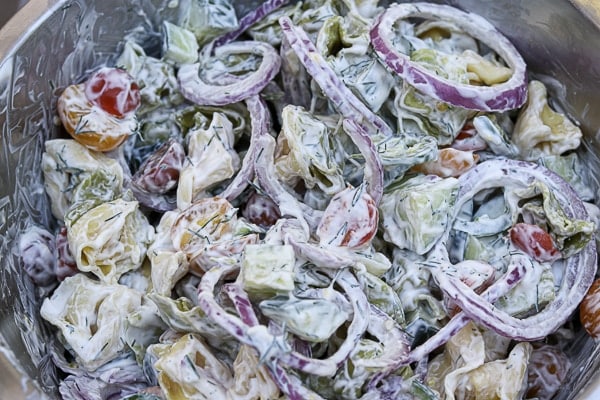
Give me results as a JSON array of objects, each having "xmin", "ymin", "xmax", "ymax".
[{"xmin": 1, "ymin": 0, "xmax": 600, "ymax": 398}]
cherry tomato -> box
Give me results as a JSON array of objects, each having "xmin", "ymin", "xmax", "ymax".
[
  {"xmin": 132, "ymin": 139, "xmax": 186, "ymax": 194},
  {"xmin": 242, "ymin": 192, "xmax": 281, "ymax": 228},
  {"xmin": 510, "ymin": 223, "xmax": 561, "ymax": 262},
  {"xmin": 526, "ymin": 343, "xmax": 570, "ymax": 399},
  {"xmin": 413, "ymin": 147, "xmax": 479, "ymax": 178},
  {"xmin": 19, "ymin": 227, "xmax": 56, "ymax": 286},
  {"xmin": 580, "ymin": 278, "xmax": 600, "ymax": 339},
  {"xmin": 84, "ymin": 67, "xmax": 140, "ymax": 118},
  {"xmin": 55, "ymin": 226, "xmax": 78, "ymax": 281},
  {"xmin": 317, "ymin": 185, "xmax": 378, "ymax": 248},
  {"xmin": 57, "ymin": 83, "xmax": 136, "ymax": 152},
  {"xmin": 451, "ymin": 121, "xmax": 488, "ymax": 152}
]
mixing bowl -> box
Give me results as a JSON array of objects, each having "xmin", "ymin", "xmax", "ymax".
[{"xmin": 1, "ymin": 0, "xmax": 600, "ymax": 398}]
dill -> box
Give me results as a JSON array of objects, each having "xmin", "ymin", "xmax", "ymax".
[
  {"xmin": 328, "ymin": 221, "xmax": 348, "ymax": 245},
  {"xmin": 104, "ymin": 212, "xmax": 123, "ymax": 222}
]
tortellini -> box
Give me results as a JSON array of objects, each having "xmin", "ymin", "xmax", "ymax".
[
  {"xmin": 152, "ymin": 334, "xmax": 280, "ymax": 400},
  {"xmin": 40, "ymin": 274, "xmax": 142, "ymax": 371},
  {"xmin": 427, "ymin": 322, "xmax": 532, "ymax": 400},
  {"xmin": 380, "ymin": 175, "xmax": 459, "ymax": 254},
  {"xmin": 177, "ymin": 113, "xmax": 240, "ymax": 210},
  {"xmin": 42, "ymin": 139, "xmax": 124, "ymax": 220},
  {"xmin": 67, "ymin": 199, "xmax": 155, "ymax": 283},
  {"xmin": 275, "ymin": 105, "xmax": 345, "ymax": 196},
  {"xmin": 169, "ymin": 197, "xmax": 260, "ymax": 272},
  {"xmin": 512, "ymin": 80, "xmax": 583, "ymax": 160}
]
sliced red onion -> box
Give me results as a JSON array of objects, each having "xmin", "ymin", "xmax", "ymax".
[
  {"xmin": 279, "ymin": 17, "xmax": 395, "ymax": 137},
  {"xmin": 342, "ymin": 119, "xmax": 384, "ymax": 205},
  {"xmin": 254, "ymin": 133, "xmax": 323, "ymax": 231},
  {"xmin": 197, "ymin": 264, "xmax": 253, "ymax": 343},
  {"xmin": 266, "ymin": 363, "xmax": 325, "ymax": 400},
  {"xmin": 431, "ymin": 159, "xmax": 597, "ymax": 341},
  {"xmin": 211, "ymin": 0, "xmax": 291, "ymax": 48},
  {"xmin": 221, "ymin": 96, "xmax": 269, "ymax": 201},
  {"xmin": 362, "ymin": 305, "xmax": 410, "ymax": 372},
  {"xmin": 370, "ymin": 3, "xmax": 528, "ymax": 111},
  {"xmin": 178, "ymin": 41, "xmax": 281, "ymax": 106},
  {"xmin": 277, "ymin": 269, "xmax": 370, "ymax": 376},
  {"xmin": 198, "ymin": 265, "xmax": 321, "ymax": 398},
  {"xmin": 287, "ymin": 236, "xmax": 355, "ymax": 269},
  {"xmin": 222, "ymin": 283, "xmax": 260, "ymax": 327},
  {"xmin": 198, "ymin": 263, "xmax": 369, "ymax": 377},
  {"xmin": 407, "ymin": 256, "xmax": 528, "ymax": 363}
]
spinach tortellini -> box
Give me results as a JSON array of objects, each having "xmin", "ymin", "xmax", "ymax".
[
  {"xmin": 40, "ymin": 274, "xmax": 142, "ymax": 371},
  {"xmin": 68, "ymin": 199, "xmax": 155, "ymax": 283}
]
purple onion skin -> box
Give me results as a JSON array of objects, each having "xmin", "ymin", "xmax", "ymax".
[
  {"xmin": 343, "ymin": 119, "xmax": 384, "ymax": 205},
  {"xmin": 370, "ymin": 3, "xmax": 528, "ymax": 112},
  {"xmin": 221, "ymin": 96, "xmax": 270, "ymax": 201},
  {"xmin": 222, "ymin": 283, "xmax": 260, "ymax": 327}
]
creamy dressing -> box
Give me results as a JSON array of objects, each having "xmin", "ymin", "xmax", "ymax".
[{"xmin": 24, "ymin": 1, "xmax": 599, "ymax": 399}]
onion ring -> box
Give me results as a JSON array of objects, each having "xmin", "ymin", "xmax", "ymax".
[
  {"xmin": 178, "ymin": 41, "xmax": 281, "ymax": 106},
  {"xmin": 221, "ymin": 95, "xmax": 270, "ymax": 201},
  {"xmin": 370, "ymin": 2, "xmax": 528, "ymax": 111},
  {"xmin": 430, "ymin": 159, "xmax": 597, "ymax": 341}
]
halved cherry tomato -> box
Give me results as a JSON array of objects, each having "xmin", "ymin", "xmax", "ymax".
[
  {"xmin": 580, "ymin": 278, "xmax": 600, "ymax": 339},
  {"xmin": 509, "ymin": 223, "xmax": 561, "ymax": 262},
  {"xmin": 413, "ymin": 147, "xmax": 479, "ymax": 178},
  {"xmin": 55, "ymin": 226, "xmax": 78, "ymax": 281},
  {"xmin": 526, "ymin": 344, "xmax": 570, "ymax": 399},
  {"xmin": 317, "ymin": 185, "xmax": 378, "ymax": 248},
  {"xmin": 242, "ymin": 192, "xmax": 281, "ymax": 228},
  {"xmin": 451, "ymin": 121, "xmax": 488, "ymax": 152},
  {"xmin": 57, "ymin": 83, "xmax": 137, "ymax": 152},
  {"xmin": 132, "ymin": 139, "xmax": 185, "ymax": 194},
  {"xmin": 84, "ymin": 67, "xmax": 140, "ymax": 118}
]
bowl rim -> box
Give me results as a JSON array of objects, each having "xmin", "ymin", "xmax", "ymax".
[{"xmin": 0, "ymin": 0, "xmax": 65, "ymax": 62}]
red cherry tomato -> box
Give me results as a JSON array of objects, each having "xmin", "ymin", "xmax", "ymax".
[
  {"xmin": 510, "ymin": 223, "xmax": 560, "ymax": 262},
  {"xmin": 132, "ymin": 139, "xmax": 186, "ymax": 194},
  {"xmin": 451, "ymin": 121, "xmax": 488, "ymax": 151},
  {"xmin": 317, "ymin": 185, "xmax": 378, "ymax": 248},
  {"xmin": 580, "ymin": 278, "xmax": 600, "ymax": 339},
  {"xmin": 84, "ymin": 67, "xmax": 140, "ymax": 118},
  {"xmin": 55, "ymin": 227, "xmax": 78, "ymax": 281},
  {"xmin": 526, "ymin": 344, "xmax": 570, "ymax": 399},
  {"xmin": 242, "ymin": 192, "xmax": 281, "ymax": 228}
]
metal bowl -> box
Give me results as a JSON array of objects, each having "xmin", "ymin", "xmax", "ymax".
[{"xmin": 1, "ymin": 0, "xmax": 600, "ymax": 398}]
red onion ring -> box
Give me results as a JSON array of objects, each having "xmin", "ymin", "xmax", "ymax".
[
  {"xmin": 254, "ymin": 133, "xmax": 323, "ymax": 231},
  {"xmin": 221, "ymin": 96, "xmax": 270, "ymax": 201},
  {"xmin": 407, "ymin": 256, "xmax": 527, "ymax": 363},
  {"xmin": 279, "ymin": 16, "xmax": 395, "ymax": 137},
  {"xmin": 431, "ymin": 159, "xmax": 597, "ymax": 341},
  {"xmin": 370, "ymin": 3, "xmax": 528, "ymax": 111},
  {"xmin": 178, "ymin": 41, "xmax": 281, "ymax": 106},
  {"xmin": 197, "ymin": 264, "xmax": 370, "ymax": 377},
  {"xmin": 343, "ymin": 119, "xmax": 384, "ymax": 205}
]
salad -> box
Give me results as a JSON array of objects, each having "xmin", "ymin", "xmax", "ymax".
[{"xmin": 20, "ymin": 0, "xmax": 600, "ymax": 399}]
